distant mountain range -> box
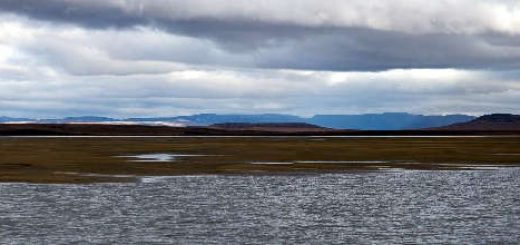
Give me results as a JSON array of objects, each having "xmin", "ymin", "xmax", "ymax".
[
  {"xmin": 307, "ymin": 113, "xmax": 474, "ymax": 130},
  {"xmin": 0, "ymin": 113, "xmax": 476, "ymax": 130},
  {"xmin": 127, "ymin": 114, "xmax": 304, "ymax": 125},
  {"xmin": 1, "ymin": 114, "xmax": 520, "ymax": 136},
  {"xmin": 0, "ymin": 116, "xmax": 31, "ymax": 122}
]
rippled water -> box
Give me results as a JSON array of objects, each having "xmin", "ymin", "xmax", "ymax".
[{"xmin": 1, "ymin": 169, "xmax": 520, "ymax": 244}]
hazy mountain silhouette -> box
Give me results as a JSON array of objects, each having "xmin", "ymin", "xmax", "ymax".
[
  {"xmin": 128, "ymin": 114, "xmax": 303, "ymax": 125},
  {"xmin": 0, "ymin": 113, "xmax": 476, "ymax": 130},
  {"xmin": 0, "ymin": 116, "xmax": 31, "ymax": 122},
  {"xmin": 309, "ymin": 113, "xmax": 474, "ymax": 130}
]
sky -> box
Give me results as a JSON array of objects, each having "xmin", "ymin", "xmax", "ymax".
[{"xmin": 1, "ymin": 0, "xmax": 520, "ymax": 118}]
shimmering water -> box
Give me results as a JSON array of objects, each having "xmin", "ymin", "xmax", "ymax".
[
  {"xmin": 117, "ymin": 153, "xmax": 206, "ymax": 162},
  {"xmin": 1, "ymin": 169, "xmax": 520, "ymax": 244}
]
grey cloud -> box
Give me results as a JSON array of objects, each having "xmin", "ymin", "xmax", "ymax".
[
  {"xmin": 10, "ymin": 18, "xmax": 520, "ymax": 73},
  {"xmin": 0, "ymin": 0, "xmax": 143, "ymax": 29},
  {"xmin": 2, "ymin": 0, "xmax": 520, "ymax": 34},
  {"xmin": 2, "ymin": 0, "xmax": 520, "ymax": 71}
]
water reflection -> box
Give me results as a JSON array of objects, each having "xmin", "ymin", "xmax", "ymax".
[{"xmin": 117, "ymin": 153, "xmax": 205, "ymax": 162}]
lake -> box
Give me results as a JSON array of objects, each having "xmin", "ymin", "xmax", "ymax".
[{"xmin": 1, "ymin": 169, "xmax": 520, "ymax": 244}]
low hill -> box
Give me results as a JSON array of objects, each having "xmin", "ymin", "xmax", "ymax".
[
  {"xmin": 1, "ymin": 123, "xmax": 520, "ymax": 136},
  {"xmin": 210, "ymin": 122, "xmax": 332, "ymax": 132},
  {"xmin": 438, "ymin": 114, "xmax": 520, "ymax": 131},
  {"xmin": 0, "ymin": 124, "xmax": 187, "ymax": 136},
  {"xmin": 0, "ymin": 123, "xmax": 337, "ymax": 136}
]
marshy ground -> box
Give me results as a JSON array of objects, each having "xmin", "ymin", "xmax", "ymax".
[{"xmin": 1, "ymin": 136, "xmax": 520, "ymax": 183}]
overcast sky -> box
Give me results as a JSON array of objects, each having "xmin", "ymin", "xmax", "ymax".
[{"xmin": 1, "ymin": 0, "xmax": 520, "ymax": 118}]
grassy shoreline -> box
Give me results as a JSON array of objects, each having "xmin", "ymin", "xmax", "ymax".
[{"xmin": 1, "ymin": 137, "xmax": 520, "ymax": 184}]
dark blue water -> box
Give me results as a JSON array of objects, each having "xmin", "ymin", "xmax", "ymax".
[{"xmin": 1, "ymin": 169, "xmax": 520, "ymax": 244}]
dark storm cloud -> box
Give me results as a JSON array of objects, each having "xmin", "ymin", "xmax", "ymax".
[
  {"xmin": 1, "ymin": 0, "xmax": 520, "ymax": 71},
  {"xmin": 0, "ymin": 0, "xmax": 520, "ymax": 70},
  {"xmin": 256, "ymin": 29, "xmax": 520, "ymax": 71},
  {"xmin": 0, "ymin": 0, "xmax": 144, "ymax": 28}
]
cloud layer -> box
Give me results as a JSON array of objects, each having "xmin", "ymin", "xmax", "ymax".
[
  {"xmin": 2, "ymin": 0, "xmax": 520, "ymax": 33},
  {"xmin": 0, "ymin": 1, "xmax": 520, "ymax": 117},
  {"xmin": 2, "ymin": 0, "xmax": 520, "ymax": 70}
]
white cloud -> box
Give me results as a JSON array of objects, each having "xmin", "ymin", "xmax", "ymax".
[
  {"xmin": 1, "ymin": 54, "xmax": 520, "ymax": 117},
  {"xmin": 0, "ymin": 15, "xmax": 254, "ymax": 76}
]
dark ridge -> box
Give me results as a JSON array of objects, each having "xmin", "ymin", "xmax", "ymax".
[
  {"xmin": 0, "ymin": 128, "xmax": 69, "ymax": 136},
  {"xmin": 0, "ymin": 124, "xmax": 185, "ymax": 136},
  {"xmin": 477, "ymin": 114, "xmax": 520, "ymax": 122},
  {"xmin": 211, "ymin": 122, "xmax": 325, "ymax": 129},
  {"xmin": 436, "ymin": 114, "xmax": 520, "ymax": 131},
  {"xmin": 1, "ymin": 123, "xmax": 520, "ymax": 136}
]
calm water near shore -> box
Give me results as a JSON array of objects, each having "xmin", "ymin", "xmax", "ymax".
[{"xmin": 1, "ymin": 169, "xmax": 520, "ymax": 244}]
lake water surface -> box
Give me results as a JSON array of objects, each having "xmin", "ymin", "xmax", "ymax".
[{"xmin": 1, "ymin": 168, "xmax": 519, "ymax": 244}]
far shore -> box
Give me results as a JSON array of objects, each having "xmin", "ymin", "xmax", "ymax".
[{"xmin": 1, "ymin": 123, "xmax": 520, "ymax": 136}]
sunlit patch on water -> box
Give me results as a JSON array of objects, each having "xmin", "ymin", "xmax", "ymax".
[
  {"xmin": 249, "ymin": 161, "xmax": 295, "ymax": 165},
  {"xmin": 249, "ymin": 160, "xmax": 388, "ymax": 165},
  {"xmin": 492, "ymin": 153, "xmax": 520, "ymax": 156},
  {"xmin": 246, "ymin": 160, "xmax": 520, "ymax": 171},
  {"xmin": 116, "ymin": 153, "xmax": 206, "ymax": 162},
  {"xmin": 295, "ymin": 160, "xmax": 388, "ymax": 164},
  {"xmin": 139, "ymin": 175, "xmax": 220, "ymax": 184},
  {"xmin": 54, "ymin": 171, "xmax": 135, "ymax": 178},
  {"xmin": 140, "ymin": 176, "xmax": 177, "ymax": 184},
  {"xmin": 436, "ymin": 164, "xmax": 520, "ymax": 170},
  {"xmin": 418, "ymin": 146, "xmax": 458, "ymax": 149}
]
